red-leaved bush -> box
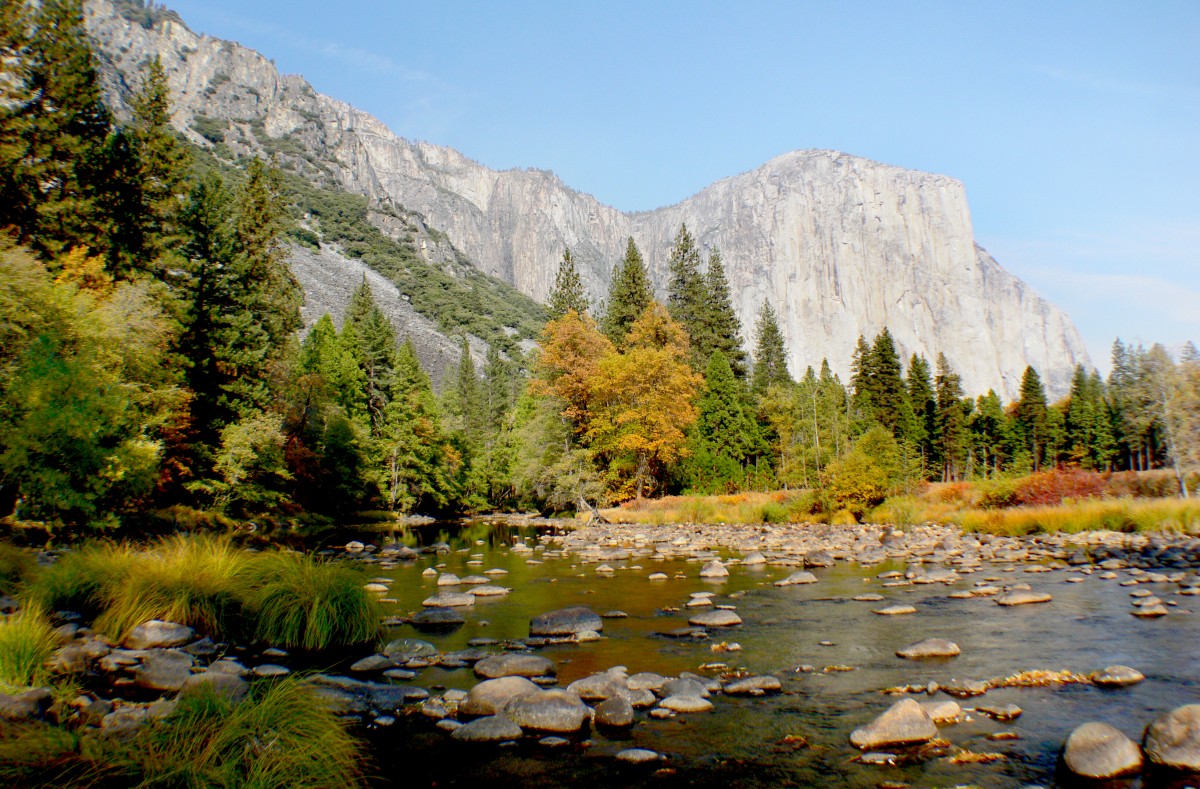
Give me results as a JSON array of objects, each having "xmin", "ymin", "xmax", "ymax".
[{"xmin": 1012, "ymin": 469, "xmax": 1110, "ymax": 507}]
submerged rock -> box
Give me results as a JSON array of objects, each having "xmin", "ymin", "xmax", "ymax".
[
  {"xmin": 529, "ymin": 606, "xmax": 602, "ymax": 636},
  {"xmin": 688, "ymin": 609, "xmax": 742, "ymax": 627}
]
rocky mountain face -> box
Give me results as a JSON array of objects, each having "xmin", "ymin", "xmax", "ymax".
[{"xmin": 84, "ymin": 0, "xmax": 1090, "ymax": 399}]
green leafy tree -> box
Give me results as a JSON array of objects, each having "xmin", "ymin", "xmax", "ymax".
[
  {"xmin": 969, "ymin": 390, "xmax": 1011, "ymax": 477},
  {"xmin": 601, "ymin": 237, "xmax": 653, "ymax": 345},
  {"xmin": 751, "ymin": 302, "xmax": 790, "ymax": 395},
  {"xmin": 547, "ymin": 247, "xmax": 589, "ymax": 319}
]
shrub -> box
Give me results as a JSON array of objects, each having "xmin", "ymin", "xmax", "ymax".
[
  {"xmin": 0, "ymin": 605, "xmax": 56, "ymax": 692},
  {"xmin": 1012, "ymin": 469, "xmax": 1109, "ymax": 507},
  {"xmin": 821, "ymin": 451, "xmax": 888, "ymax": 519},
  {"xmin": 977, "ymin": 478, "xmax": 1019, "ymax": 509},
  {"xmin": 241, "ymin": 552, "xmax": 380, "ymax": 650},
  {"xmin": 123, "ymin": 679, "xmax": 365, "ymax": 788}
]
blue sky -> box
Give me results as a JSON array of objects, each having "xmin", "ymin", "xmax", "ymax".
[{"xmin": 164, "ymin": 0, "xmax": 1199, "ymax": 371}]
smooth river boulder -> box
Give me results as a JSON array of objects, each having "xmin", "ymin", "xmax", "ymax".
[
  {"xmin": 774, "ymin": 571, "xmax": 818, "ymax": 586},
  {"xmin": 451, "ymin": 714, "xmax": 524, "ymax": 742},
  {"xmin": 896, "ymin": 639, "xmax": 960, "ymax": 659},
  {"xmin": 459, "ymin": 676, "xmax": 541, "ymax": 716},
  {"xmin": 123, "ymin": 621, "xmax": 194, "ymax": 650},
  {"xmin": 1064, "ymin": 722, "xmax": 1144, "ymax": 779},
  {"xmin": 1144, "ymin": 704, "xmax": 1200, "ymax": 771},
  {"xmin": 1093, "ymin": 665, "xmax": 1145, "ymax": 688},
  {"xmin": 594, "ymin": 696, "xmax": 635, "ymax": 728},
  {"xmin": 688, "ymin": 609, "xmax": 742, "ymax": 627},
  {"xmin": 474, "ymin": 653, "xmax": 556, "ymax": 679},
  {"xmin": 996, "ymin": 590, "xmax": 1052, "ymax": 606},
  {"xmin": 529, "ymin": 606, "xmax": 602, "ymax": 636},
  {"xmin": 503, "ymin": 689, "xmax": 590, "ymax": 733},
  {"xmin": 850, "ymin": 699, "xmax": 938, "ymax": 750}
]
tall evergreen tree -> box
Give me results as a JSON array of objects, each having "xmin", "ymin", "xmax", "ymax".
[
  {"xmin": 849, "ymin": 335, "xmax": 874, "ymax": 420},
  {"xmin": 665, "ymin": 223, "xmax": 707, "ymax": 354},
  {"xmin": 0, "ymin": 0, "xmax": 113, "ymax": 259},
  {"xmin": 1064, "ymin": 364, "xmax": 1116, "ymax": 470},
  {"xmin": 906, "ymin": 353, "xmax": 937, "ymax": 469},
  {"xmin": 547, "ymin": 247, "xmax": 589, "ymax": 319},
  {"xmin": 934, "ymin": 353, "xmax": 968, "ymax": 480},
  {"xmin": 699, "ymin": 248, "xmax": 747, "ymax": 377},
  {"xmin": 969, "ymin": 389, "xmax": 1011, "ymax": 477},
  {"xmin": 868, "ymin": 329, "xmax": 910, "ymax": 437},
  {"xmin": 1014, "ymin": 365, "xmax": 1050, "ymax": 471},
  {"xmin": 125, "ymin": 56, "xmax": 190, "ymax": 271},
  {"xmin": 751, "ymin": 302, "xmax": 790, "ymax": 394},
  {"xmin": 680, "ymin": 351, "xmax": 761, "ymax": 492},
  {"xmin": 600, "ymin": 237, "xmax": 653, "ymax": 345}
]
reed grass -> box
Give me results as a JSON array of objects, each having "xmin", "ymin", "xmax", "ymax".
[
  {"xmin": 956, "ymin": 497, "xmax": 1200, "ymax": 536},
  {"xmin": 127, "ymin": 678, "xmax": 365, "ymax": 788},
  {"xmin": 241, "ymin": 552, "xmax": 381, "ymax": 650},
  {"xmin": 0, "ymin": 605, "xmax": 56, "ymax": 692},
  {"xmin": 92, "ymin": 534, "xmax": 250, "ymax": 641},
  {"xmin": 601, "ymin": 490, "xmax": 814, "ymax": 526},
  {"xmin": 0, "ymin": 541, "xmax": 36, "ymax": 596},
  {"xmin": 25, "ymin": 542, "xmax": 139, "ymax": 617}
]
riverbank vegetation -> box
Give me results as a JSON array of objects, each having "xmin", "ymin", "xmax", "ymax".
[{"xmin": 1, "ymin": 0, "xmax": 1197, "ymax": 541}]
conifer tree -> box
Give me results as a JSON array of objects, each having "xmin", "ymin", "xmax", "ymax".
[
  {"xmin": 868, "ymin": 329, "xmax": 909, "ymax": 437},
  {"xmin": 681, "ymin": 350, "xmax": 761, "ymax": 491},
  {"xmin": 0, "ymin": 0, "xmax": 113, "ymax": 259},
  {"xmin": 1015, "ymin": 365, "xmax": 1050, "ymax": 471},
  {"xmin": 128, "ymin": 56, "xmax": 190, "ymax": 268},
  {"xmin": 906, "ymin": 353, "xmax": 937, "ymax": 469},
  {"xmin": 934, "ymin": 353, "xmax": 969, "ymax": 480},
  {"xmin": 969, "ymin": 390, "xmax": 1011, "ymax": 477},
  {"xmin": 849, "ymin": 335, "xmax": 874, "ymax": 420},
  {"xmin": 547, "ymin": 247, "xmax": 589, "ymax": 319},
  {"xmin": 665, "ymin": 224, "xmax": 707, "ymax": 354},
  {"xmin": 448, "ymin": 336, "xmax": 487, "ymax": 438},
  {"xmin": 600, "ymin": 237, "xmax": 653, "ymax": 345},
  {"xmin": 751, "ymin": 302, "xmax": 790, "ymax": 395},
  {"xmin": 699, "ymin": 248, "xmax": 747, "ymax": 377}
]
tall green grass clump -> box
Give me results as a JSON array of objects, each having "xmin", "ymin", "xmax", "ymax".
[
  {"xmin": 25, "ymin": 542, "xmax": 139, "ymax": 617},
  {"xmin": 128, "ymin": 678, "xmax": 365, "ymax": 788},
  {"xmin": 242, "ymin": 552, "xmax": 381, "ymax": 650},
  {"xmin": 93, "ymin": 534, "xmax": 250, "ymax": 641},
  {"xmin": 0, "ymin": 542, "xmax": 36, "ymax": 596},
  {"xmin": 0, "ymin": 606, "xmax": 56, "ymax": 692}
]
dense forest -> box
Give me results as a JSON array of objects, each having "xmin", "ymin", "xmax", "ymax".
[{"xmin": 0, "ymin": 0, "xmax": 1197, "ymax": 537}]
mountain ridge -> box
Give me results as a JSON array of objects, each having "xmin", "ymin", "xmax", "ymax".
[{"xmin": 83, "ymin": 0, "xmax": 1091, "ymax": 400}]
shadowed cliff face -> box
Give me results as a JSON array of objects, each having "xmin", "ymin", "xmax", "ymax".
[{"xmin": 84, "ymin": 0, "xmax": 1089, "ymax": 399}]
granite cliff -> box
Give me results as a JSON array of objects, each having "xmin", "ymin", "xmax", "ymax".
[{"xmin": 84, "ymin": 0, "xmax": 1090, "ymax": 399}]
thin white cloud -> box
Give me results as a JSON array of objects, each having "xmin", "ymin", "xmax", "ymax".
[{"xmin": 1031, "ymin": 65, "xmax": 1198, "ymax": 101}]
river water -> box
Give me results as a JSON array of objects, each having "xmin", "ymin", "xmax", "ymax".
[{"xmin": 338, "ymin": 521, "xmax": 1200, "ymax": 788}]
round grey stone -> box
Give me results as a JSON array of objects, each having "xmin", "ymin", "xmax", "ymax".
[
  {"xmin": 451, "ymin": 714, "xmax": 524, "ymax": 742},
  {"xmin": 474, "ymin": 654, "xmax": 556, "ymax": 679},
  {"xmin": 1144, "ymin": 704, "xmax": 1200, "ymax": 771},
  {"xmin": 459, "ymin": 676, "xmax": 541, "ymax": 716},
  {"xmin": 503, "ymin": 689, "xmax": 589, "ymax": 733},
  {"xmin": 896, "ymin": 639, "xmax": 960, "ymax": 659},
  {"xmin": 1064, "ymin": 722, "xmax": 1143, "ymax": 778},
  {"xmin": 595, "ymin": 696, "xmax": 635, "ymax": 728},
  {"xmin": 529, "ymin": 606, "xmax": 603, "ymax": 636}
]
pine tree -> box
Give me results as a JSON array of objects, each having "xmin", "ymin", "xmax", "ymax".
[
  {"xmin": 906, "ymin": 353, "xmax": 937, "ymax": 469},
  {"xmin": 970, "ymin": 390, "xmax": 1011, "ymax": 477},
  {"xmin": 547, "ymin": 247, "xmax": 589, "ymax": 319},
  {"xmin": 0, "ymin": 0, "xmax": 113, "ymax": 259},
  {"xmin": 699, "ymin": 248, "xmax": 747, "ymax": 377},
  {"xmin": 934, "ymin": 353, "xmax": 968, "ymax": 480},
  {"xmin": 1015, "ymin": 365, "xmax": 1050, "ymax": 471},
  {"xmin": 751, "ymin": 302, "xmax": 790, "ymax": 395},
  {"xmin": 128, "ymin": 56, "xmax": 190, "ymax": 269},
  {"xmin": 849, "ymin": 335, "xmax": 874, "ymax": 420},
  {"xmin": 696, "ymin": 351, "xmax": 759, "ymax": 461},
  {"xmin": 447, "ymin": 336, "xmax": 486, "ymax": 438},
  {"xmin": 868, "ymin": 329, "xmax": 909, "ymax": 436},
  {"xmin": 600, "ymin": 237, "xmax": 653, "ymax": 345},
  {"xmin": 665, "ymin": 224, "xmax": 707, "ymax": 356}
]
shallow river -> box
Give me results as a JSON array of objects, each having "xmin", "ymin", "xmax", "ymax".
[{"xmin": 334, "ymin": 521, "xmax": 1200, "ymax": 788}]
